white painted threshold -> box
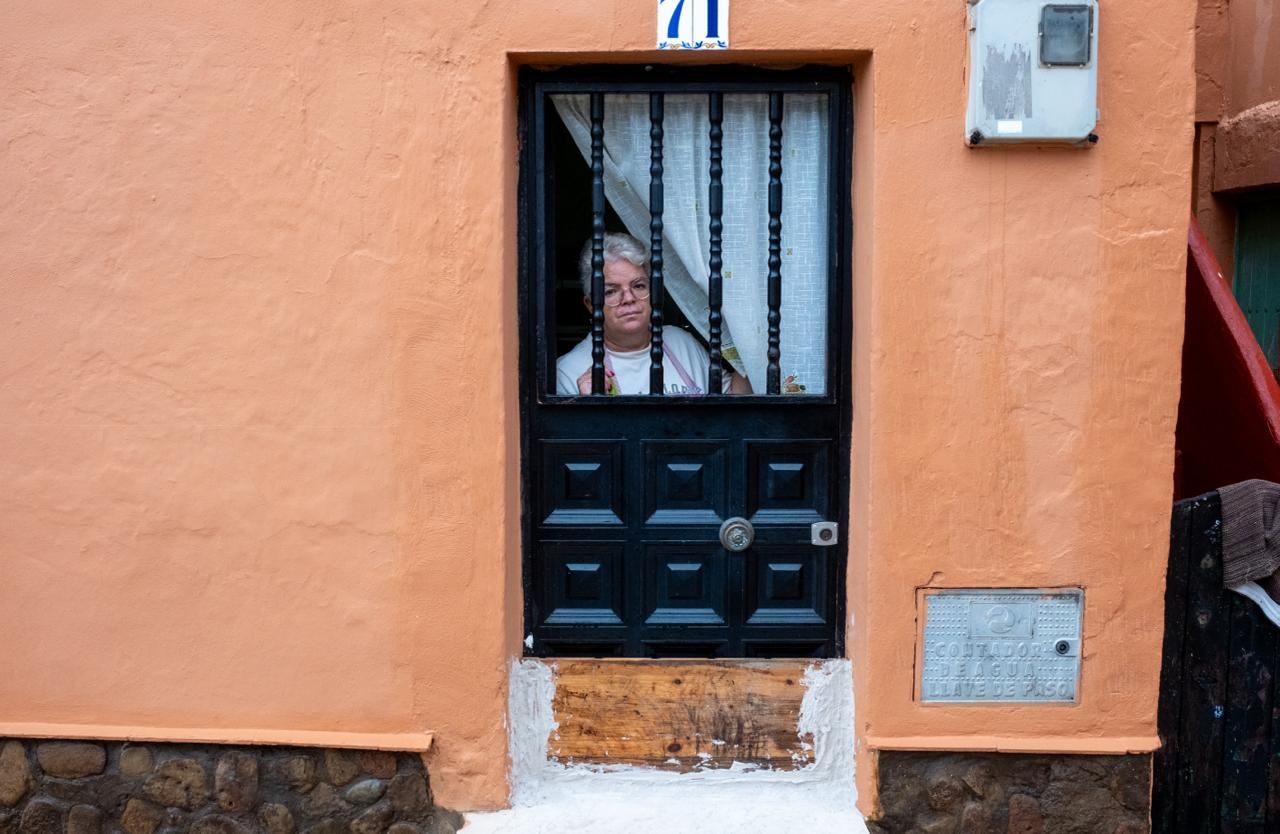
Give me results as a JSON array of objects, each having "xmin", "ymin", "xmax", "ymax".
[{"xmin": 462, "ymin": 660, "xmax": 868, "ymax": 834}]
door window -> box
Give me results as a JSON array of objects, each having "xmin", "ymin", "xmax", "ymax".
[{"xmin": 547, "ymin": 92, "xmax": 831, "ymax": 396}]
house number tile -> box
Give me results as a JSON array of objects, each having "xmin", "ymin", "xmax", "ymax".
[{"xmin": 657, "ymin": 0, "xmax": 729, "ymax": 49}]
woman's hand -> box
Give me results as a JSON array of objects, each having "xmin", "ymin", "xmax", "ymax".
[{"xmin": 577, "ymin": 367, "xmax": 616, "ymax": 394}]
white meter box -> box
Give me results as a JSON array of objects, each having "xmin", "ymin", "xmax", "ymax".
[{"xmin": 965, "ymin": 0, "xmax": 1099, "ymax": 145}]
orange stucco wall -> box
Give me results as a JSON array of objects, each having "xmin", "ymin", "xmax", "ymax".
[
  {"xmin": 1, "ymin": 0, "xmax": 1195, "ymax": 815},
  {"xmin": 1190, "ymin": 0, "xmax": 1277, "ymax": 123},
  {"xmin": 1225, "ymin": 0, "xmax": 1280, "ymax": 117},
  {"xmin": 1193, "ymin": 0, "xmax": 1279, "ymax": 262}
]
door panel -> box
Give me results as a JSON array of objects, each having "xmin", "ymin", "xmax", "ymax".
[
  {"xmin": 643, "ymin": 441, "xmax": 728, "ymax": 524},
  {"xmin": 528, "ymin": 408, "xmax": 845, "ymax": 657},
  {"xmin": 746, "ymin": 440, "xmax": 832, "ymax": 523},
  {"xmin": 644, "ymin": 543, "xmax": 728, "ymax": 625},
  {"xmin": 540, "ymin": 542, "xmax": 626, "ymax": 626},
  {"xmin": 539, "ymin": 440, "xmax": 625, "ymax": 526},
  {"xmin": 746, "ymin": 546, "xmax": 829, "ymax": 626}
]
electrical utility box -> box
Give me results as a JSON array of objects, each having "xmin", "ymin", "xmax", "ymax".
[{"xmin": 965, "ymin": 0, "xmax": 1099, "ymax": 146}]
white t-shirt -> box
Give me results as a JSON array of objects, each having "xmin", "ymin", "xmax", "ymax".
[{"xmin": 556, "ymin": 327, "xmax": 732, "ymax": 395}]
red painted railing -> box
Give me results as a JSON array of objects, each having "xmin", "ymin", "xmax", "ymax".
[{"xmin": 1174, "ymin": 216, "xmax": 1280, "ymax": 498}]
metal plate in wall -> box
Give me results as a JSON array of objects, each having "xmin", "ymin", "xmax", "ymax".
[{"xmin": 919, "ymin": 588, "xmax": 1083, "ymax": 703}]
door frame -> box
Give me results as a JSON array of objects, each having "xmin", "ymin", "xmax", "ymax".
[{"xmin": 515, "ymin": 63, "xmax": 855, "ymax": 658}]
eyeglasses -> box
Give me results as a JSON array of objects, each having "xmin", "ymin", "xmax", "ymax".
[{"xmin": 602, "ymin": 281, "xmax": 651, "ymax": 307}]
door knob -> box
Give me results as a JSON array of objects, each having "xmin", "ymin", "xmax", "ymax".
[{"xmin": 719, "ymin": 517, "xmax": 755, "ymax": 552}]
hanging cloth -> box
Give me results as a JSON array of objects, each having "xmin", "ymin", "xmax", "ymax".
[{"xmin": 1221, "ymin": 479, "xmax": 1280, "ymax": 627}]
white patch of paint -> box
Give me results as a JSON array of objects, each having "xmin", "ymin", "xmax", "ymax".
[
  {"xmin": 506, "ymin": 658, "xmax": 559, "ymax": 802},
  {"xmin": 466, "ymin": 659, "xmax": 866, "ymax": 834},
  {"xmin": 524, "ymin": 634, "xmax": 534, "ymax": 650}
]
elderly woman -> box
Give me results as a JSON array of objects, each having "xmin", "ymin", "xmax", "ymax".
[{"xmin": 556, "ymin": 233, "xmax": 752, "ymax": 396}]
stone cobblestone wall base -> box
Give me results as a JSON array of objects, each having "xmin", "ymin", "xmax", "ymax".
[
  {"xmin": 869, "ymin": 751, "xmax": 1151, "ymax": 834},
  {"xmin": 0, "ymin": 740, "xmax": 461, "ymax": 834}
]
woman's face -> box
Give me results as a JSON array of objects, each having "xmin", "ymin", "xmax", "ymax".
[{"xmin": 587, "ymin": 258, "xmax": 652, "ymax": 344}]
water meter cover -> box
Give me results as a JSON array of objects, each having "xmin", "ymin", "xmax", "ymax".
[{"xmin": 920, "ymin": 589, "xmax": 1083, "ymax": 703}]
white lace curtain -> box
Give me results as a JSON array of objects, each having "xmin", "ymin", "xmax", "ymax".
[{"xmin": 552, "ymin": 93, "xmax": 830, "ymax": 394}]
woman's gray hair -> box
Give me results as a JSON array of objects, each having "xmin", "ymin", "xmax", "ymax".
[{"xmin": 578, "ymin": 232, "xmax": 649, "ymax": 296}]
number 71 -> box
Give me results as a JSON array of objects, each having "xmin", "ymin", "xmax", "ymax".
[{"xmin": 657, "ymin": 0, "xmax": 728, "ymax": 49}]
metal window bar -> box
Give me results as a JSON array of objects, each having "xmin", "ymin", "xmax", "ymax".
[
  {"xmin": 532, "ymin": 68, "xmax": 850, "ymax": 410},
  {"xmin": 707, "ymin": 92, "xmax": 724, "ymax": 394},
  {"xmin": 767, "ymin": 92, "xmax": 784, "ymax": 395},
  {"xmin": 590, "ymin": 92, "xmax": 606, "ymax": 395},
  {"xmin": 566, "ymin": 84, "xmax": 820, "ymax": 398},
  {"xmin": 649, "ymin": 93, "xmax": 665, "ymax": 395}
]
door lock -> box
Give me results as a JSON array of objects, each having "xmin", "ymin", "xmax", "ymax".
[
  {"xmin": 719, "ymin": 517, "xmax": 755, "ymax": 552},
  {"xmin": 811, "ymin": 521, "xmax": 839, "ymax": 546}
]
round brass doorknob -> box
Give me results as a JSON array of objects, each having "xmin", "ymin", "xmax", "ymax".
[{"xmin": 719, "ymin": 517, "xmax": 754, "ymax": 552}]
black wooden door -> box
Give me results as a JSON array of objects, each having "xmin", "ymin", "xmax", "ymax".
[{"xmin": 519, "ymin": 67, "xmax": 852, "ymax": 659}]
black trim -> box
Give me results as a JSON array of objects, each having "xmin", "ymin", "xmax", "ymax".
[{"xmin": 530, "ymin": 62, "xmax": 852, "ymax": 89}]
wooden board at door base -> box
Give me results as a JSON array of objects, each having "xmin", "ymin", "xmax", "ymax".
[{"xmin": 549, "ymin": 660, "xmax": 814, "ymax": 771}]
